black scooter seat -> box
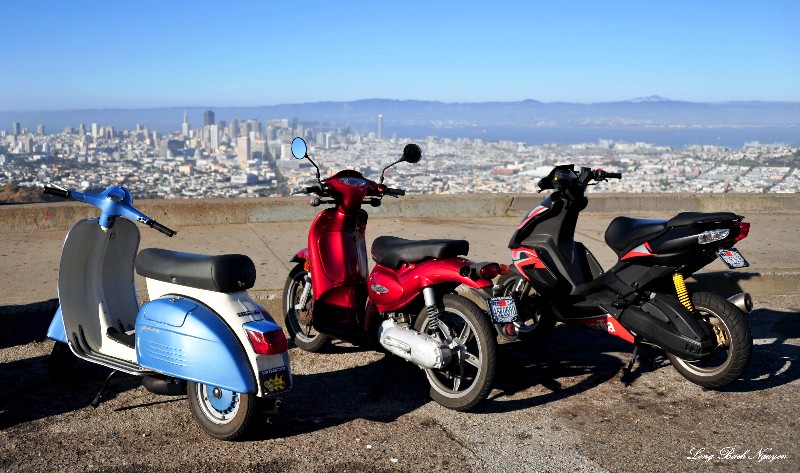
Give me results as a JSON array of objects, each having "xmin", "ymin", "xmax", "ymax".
[
  {"xmin": 666, "ymin": 211, "xmax": 739, "ymax": 228},
  {"xmin": 605, "ymin": 217, "xmax": 667, "ymax": 255},
  {"xmin": 135, "ymin": 248, "xmax": 256, "ymax": 293},
  {"xmin": 371, "ymin": 236, "xmax": 469, "ymax": 269}
]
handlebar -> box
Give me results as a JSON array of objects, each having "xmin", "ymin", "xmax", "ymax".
[
  {"xmin": 147, "ymin": 220, "xmax": 177, "ymax": 237},
  {"xmin": 384, "ymin": 187, "xmax": 405, "ymax": 197},
  {"xmin": 43, "ymin": 185, "xmax": 70, "ymax": 199}
]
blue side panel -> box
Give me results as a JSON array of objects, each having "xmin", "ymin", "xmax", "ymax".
[
  {"xmin": 46, "ymin": 306, "xmax": 68, "ymax": 343},
  {"xmin": 135, "ymin": 299, "xmax": 255, "ymax": 394}
]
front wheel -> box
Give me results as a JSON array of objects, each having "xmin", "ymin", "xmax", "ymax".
[
  {"xmin": 494, "ymin": 273, "xmax": 556, "ymax": 343},
  {"xmin": 414, "ymin": 294, "xmax": 497, "ymax": 411},
  {"xmin": 187, "ymin": 382, "xmax": 255, "ymax": 440},
  {"xmin": 283, "ymin": 264, "xmax": 330, "ymax": 352},
  {"xmin": 667, "ymin": 292, "xmax": 752, "ymax": 389}
]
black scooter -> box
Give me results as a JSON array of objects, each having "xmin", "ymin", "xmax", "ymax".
[{"xmin": 488, "ymin": 164, "xmax": 753, "ymax": 388}]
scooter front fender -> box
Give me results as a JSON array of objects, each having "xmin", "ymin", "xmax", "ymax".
[
  {"xmin": 46, "ymin": 306, "xmax": 67, "ymax": 344},
  {"xmin": 290, "ymin": 247, "xmax": 309, "ymax": 263},
  {"xmin": 136, "ymin": 298, "xmax": 256, "ymax": 394}
]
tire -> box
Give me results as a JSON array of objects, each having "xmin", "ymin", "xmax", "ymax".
[
  {"xmin": 667, "ymin": 292, "xmax": 752, "ymax": 389},
  {"xmin": 48, "ymin": 341, "xmax": 78, "ymax": 382},
  {"xmin": 187, "ymin": 382, "xmax": 255, "ymax": 441},
  {"xmin": 413, "ymin": 294, "xmax": 497, "ymax": 411},
  {"xmin": 283, "ymin": 264, "xmax": 330, "ymax": 352},
  {"xmin": 494, "ymin": 273, "xmax": 556, "ymax": 343}
]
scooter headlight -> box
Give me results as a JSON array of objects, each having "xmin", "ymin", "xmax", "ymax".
[{"xmin": 697, "ymin": 229, "xmax": 730, "ymax": 244}]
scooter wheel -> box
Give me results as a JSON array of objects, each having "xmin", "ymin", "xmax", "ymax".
[
  {"xmin": 283, "ymin": 264, "xmax": 330, "ymax": 352},
  {"xmin": 414, "ymin": 294, "xmax": 497, "ymax": 411},
  {"xmin": 667, "ymin": 292, "xmax": 752, "ymax": 389},
  {"xmin": 494, "ymin": 273, "xmax": 556, "ymax": 344},
  {"xmin": 187, "ymin": 382, "xmax": 255, "ymax": 441}
]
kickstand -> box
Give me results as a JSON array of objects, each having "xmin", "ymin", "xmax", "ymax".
[
  {"xmin": 620, "ymin": 342, "xmax": 640, "ymax": 387},
  {"xmin": 90, "ymin": 370, "xmax": 117, "ymax": 408}
]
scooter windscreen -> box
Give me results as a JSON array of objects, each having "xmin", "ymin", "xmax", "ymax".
[{"xmin": 537, "ymin": 164, "xmax": 576, "ymax": 191}]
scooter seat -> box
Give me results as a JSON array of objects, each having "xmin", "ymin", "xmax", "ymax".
[
  {"xmin": 605, "ymin": 217, "xmax": 667, "ymax": 255},
  {"xmin": 135, "ymin": 248, "xmax": 256, "ymax": 293},
  {"xmin": 371, "ymin": 236, "xmax": 469, "ymax": 269},
  {"xmin": 666, "ymin": 211, "xmax": 739, "ymax": 228}
]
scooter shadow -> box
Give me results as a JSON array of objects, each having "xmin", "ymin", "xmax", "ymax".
[
  {"xmin": 475, "ymin": 324, "xmax": 628, "ymax": 415},
  {"xmin": 0, "ymin": 352, "xmax": 140, "ymax": 429},
  {"xmin": 251, "ymin": 352, "xmax": 431, "ymax": 439},
  {"xmin": 717, "ymin": 306, "xmax": 800, "ymax": 392}
]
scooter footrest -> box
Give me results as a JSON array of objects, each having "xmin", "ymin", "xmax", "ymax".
[{"xmin": 107, "ymin": 327, "xmax": 135, "ymax": 349}]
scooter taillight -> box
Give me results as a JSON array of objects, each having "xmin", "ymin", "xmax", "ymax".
[
  {"xmin": 479, "ymin": 263, "xmax": 501, "ymax": 280},
  {"xmin": 733, "ymin": 221, "xmax": 750, "ymax": 243},
  {"xmin": 246, "ymin": 329, "xmax": 288, "ymax": 355}
]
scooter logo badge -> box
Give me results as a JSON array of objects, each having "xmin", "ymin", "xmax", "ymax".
[{"xmin": 370, "ymin": 284, "xmax": 389, "ymax": 294}]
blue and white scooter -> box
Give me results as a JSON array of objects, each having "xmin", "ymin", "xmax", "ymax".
[{"xmin": 43, "ymin": 184, "xmax": 291, "ymax": 440}]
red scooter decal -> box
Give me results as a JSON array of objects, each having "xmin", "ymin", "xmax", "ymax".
[
  {"xmin": 621, "ymin": 241, "xmax": 657, "ymax": 261},
  {"xmin": 571, "ymin": 314, "xmax": 635, "ymax": 343}
]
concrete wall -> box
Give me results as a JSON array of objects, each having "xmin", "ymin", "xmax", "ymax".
[{"xmin": 1, "ymin": 193, "xmax": 798, "ymax": 233}]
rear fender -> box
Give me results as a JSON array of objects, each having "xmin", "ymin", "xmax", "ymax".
[
  {"xmin": 136, "ymin": 298, "xmax": 256, "ymax": 394},
  {"xmin": 369, "ymin": 257, "xmax": 492, "ymax": 313}
]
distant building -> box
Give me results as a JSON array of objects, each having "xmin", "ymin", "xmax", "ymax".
[
  {"xmin": 237, "ymin": 136, "xmax": 250, "ymax": 169},
  {"xmin": 159, "ymin": 139, "xmax": 185, "ymax": 158},
  {"xmin": 12, "ymin": 122, "xmax": 21, "ymax": 136},
  {"xmin": 203, "ymin": 110, "xmax": 215, "ymax": 126},
  {"xmin": 91, "ymin": 123, "xmax": 98, "ymax": 139},
  {"xmin": 36, "ymin": 124, "xmax": 45, "ymax": 135},
  {"xmin": 378, "ymin": 114, "xmax": 383, "ymax": 140},
  {"xmin": 182, "ymin": 111, "xmax": 190, "ymax": 138}
]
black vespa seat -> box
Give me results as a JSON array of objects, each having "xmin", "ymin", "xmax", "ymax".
[
  {"xmin": 604, "ymin": 217, "xmax": 667, "ymax": 255},
  {"xmin": 665, "ymin": 211, "xmax": 739, "ymax": 228},
  {"xmin": 371, "ymin": 236, "xmax": 469, "ymax": 269},
  {"xmin": 135, "ymin": 248, "xmax": 256, "ymax": 293}
]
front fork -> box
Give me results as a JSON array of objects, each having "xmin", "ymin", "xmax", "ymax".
[{"xmin": 295, "ymin": 273, "xmax": 312, "ymax": 311}]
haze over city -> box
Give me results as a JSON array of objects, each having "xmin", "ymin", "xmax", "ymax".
[{"xmin": 1, "ymin": 0, "xmax": 798, "ymax": 112}]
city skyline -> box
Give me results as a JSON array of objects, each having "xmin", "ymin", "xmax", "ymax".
[{"xmin": 1, "ymin": 1, "xmax": 798, "ymax": 112}]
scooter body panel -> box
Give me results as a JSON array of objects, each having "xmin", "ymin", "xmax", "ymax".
[
  {"xmin": 136, "ymin": 297, "xmax": 256, "ymax": 394},
  {"xmin": 142, "ymin": 279, "xmax": 291, "ymax": 397},
  {"xmin": 46, "ymin": 306, "xmax": 67, "ymax": 343},
  {"xmin": 56, "ymin": 218, "xmax": 140, "ymax": 363},
  {"xmin": 368, "ymin": 258, "xmax": 492, "ymax": 313}
]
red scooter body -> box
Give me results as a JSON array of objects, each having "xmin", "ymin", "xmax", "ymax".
[{"xmin": 284, "ymin": 139, "xmax": 502, "ymax": 410}]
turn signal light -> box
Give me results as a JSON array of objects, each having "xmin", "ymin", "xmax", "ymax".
[
  {"xmin": 733, "ymin": 221, "xmax": 750, "ymax": 243},
  {"xmin": 498, "ymin": 264, "xmax": 511, "ymax": 276},
  {"xmin": 246, "ymin": 329, "xmax": 289, "ymax": 355}
]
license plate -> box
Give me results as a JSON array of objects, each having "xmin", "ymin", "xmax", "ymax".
[
  {"xmin": 717, "ymin": 248, "xmax": 749, "ymax": 269},
  {"xmin": 259, "ymin": 366, "xmax": 291, "ymax": 394},
  {"xmin": 489, "ymin": 296, "xmax": 519, "ymax": 323}
]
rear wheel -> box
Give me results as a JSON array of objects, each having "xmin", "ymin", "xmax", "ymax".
[
  {"xmin": 414, "ymin": 294, "xmax": 497, "ymax": 411},
  {"xmin": 187, "ymin": 382, "xmax": 255, "ymax": 440},
  {"xmin": 494, "ymin": 273, "xmax": 556, "ymax": 343},
  {"xmin": 667, "ymin": 292, "xmax": 752, "ymax": 389},
  {"xmin": 283, "ymin": 264, "xmax": 330, "ymax": 352}
]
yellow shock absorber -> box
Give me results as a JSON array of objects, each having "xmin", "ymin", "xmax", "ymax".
[{"xmin": 673, "ymin": 273, "xmax": 694, "ymax": 312}]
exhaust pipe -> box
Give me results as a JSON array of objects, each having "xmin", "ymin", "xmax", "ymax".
[
  {"xmin": 378, "ymin": 319, "xmax": 452, "ymax": 369},
  {"xmin": 142, "ymin": 376, "xmax": 187, "ymax": 396},
  {"xmin": 259, "ymin": 398, "xmax": 284, "ymax": 415},
  {"xmin": 727, "ymin": 292, "xmax": 753, "ymax": 313}
]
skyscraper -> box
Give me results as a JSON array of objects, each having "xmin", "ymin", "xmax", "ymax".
[
  {"xmin": 204, "ymin": 110, "xmax": 215, "ymax": 126},
  {"xmin": 36, "ymin": 124, "xmax": 45, "ymax": 135},
  {"xmin": 182, "ymin": 111, "xmax": 190, "ymax": 138},
  {"xmin": 378, "ymin": 114, "xmax": 383, "ymax": 140},
  {"xmin": 11, "ymin": 122, "xmax": 21, "ymax": 135}
]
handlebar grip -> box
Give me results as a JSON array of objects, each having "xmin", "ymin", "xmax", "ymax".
[
  {"xmin": 148, "ymin": 220, "xmax": 177, "ymax": 237},
  {"xmin": 606, "ymin": 172, "xmax": 622, "ymax": 179},
  {"xmin": 43, "ymin": 186, "xmax": 70, "ymax": 198},
  {"xmin": 386, "ymin": 188, "xmax": 405, "ymax": 196}
]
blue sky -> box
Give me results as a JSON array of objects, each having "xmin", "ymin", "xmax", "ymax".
[{"xmin": 1, "ymin": 1, "xmax": 797, "ymax": 111}]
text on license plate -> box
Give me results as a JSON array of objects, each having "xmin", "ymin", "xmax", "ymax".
[{"xmin": 489, "ymin": 296, "xmax": 519, "ymax": 323}]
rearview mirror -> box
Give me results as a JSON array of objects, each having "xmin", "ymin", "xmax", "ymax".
[
  {"xmin": 291, "ymin": 137, "xmax": 307, "ymax": 160},
  {"xmin": 402, "ymin": 143, "xmax": 422, "ymax": 164}
]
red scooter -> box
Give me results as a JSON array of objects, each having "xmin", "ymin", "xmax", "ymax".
[{"xmin": 284, "ymin": 138, "xmax": 504, "ymax": 410}]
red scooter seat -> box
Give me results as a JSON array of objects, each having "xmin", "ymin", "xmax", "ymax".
[{"xmin": 371, "ymin": 236, "xmax": 469, "ymax": 269}]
